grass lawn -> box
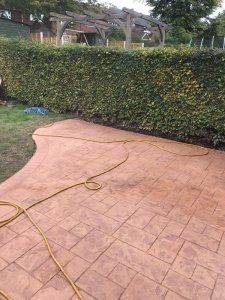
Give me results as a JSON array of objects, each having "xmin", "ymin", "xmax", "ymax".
[{"xmin": 0, "ymin": 104, "xmax": 74, "ymax": 183}]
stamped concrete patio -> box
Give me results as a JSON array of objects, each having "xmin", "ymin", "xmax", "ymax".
[{"xmin": 1, "ymin": 119, "xmax": 225, "ymax": 300}]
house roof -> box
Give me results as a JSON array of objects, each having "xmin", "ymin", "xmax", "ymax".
[{"xmin": 0, "ymin": 16, "xmax": 30, "ymax": 27}]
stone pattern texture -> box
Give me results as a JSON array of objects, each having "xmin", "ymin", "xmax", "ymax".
[{"xmin": 0, "ymin": 119, "xmax": 225, "ymax": 300}]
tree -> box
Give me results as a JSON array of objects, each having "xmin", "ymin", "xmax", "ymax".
[
  {"xmin": 146, "ymin": 0, "xmax": 221, "ymax": 32},
  {"xmin": 0, "ymin": 0, "xmax": 98, "ymax": 20},
  {"xmin": 208, "ymin": 11, "xmax": 225, "ymax": 35}
]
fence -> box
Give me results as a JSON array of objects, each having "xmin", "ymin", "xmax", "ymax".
[
  {"xmin": 31, "ymin": 33, "xmax": 145, "ymax": 49},
  {"xmin": 107, "ymin": 40, "xmax": 144, "ymax": 49},
  {"xmin": 190, "ymin": 36, "xmax": 225, "ymax": 49},
  {"xmin": 31, "ymin": 32, "xmax": 57, "ymax": 44}
]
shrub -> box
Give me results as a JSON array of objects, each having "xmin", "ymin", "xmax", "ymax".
[{"xmin": 0, "ymin": 38, "xmax": 225, "ymax": 145}]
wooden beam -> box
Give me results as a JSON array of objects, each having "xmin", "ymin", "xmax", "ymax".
[
  {"xmin": 90, "ymin": 24, "xmax": 110, "ymax": 31},
  {"xmin": 50, "ymin": 17, "xmax": 57, "ymax": 22},
  {"xmin": 78, "ymin": 20, "xmax": 112, "ymax": 32},
  {"xmin": 66, "ymin": 11, "xmax": 88, "ymax": 21},
  {"xmin": 71, "ymin": 20, "xmax": 109, "ymax": 31},
  {"xmin": 102, "ymin": 8, "xmax": 127, "ymax": 20},
  {"xmin": 85, "ymin": 19, "xmax": 113, "ymax": 30},
  {"xmin": 50, "ymin": 17, "xmax": 71, "ymax": 22},
  {"xmin": 141, "ymin": 15, "xmax": 168, "ymax": 28},
  {"xmin": 95, "ymin": 27, "xmax": 107, "ymax": 45},
  {"xmin": 105, "ymin": 13, "xmax": 127, "ymax": 20},
  {"xmin": 83, "ymin": 10, "xmax": 106, "ymax": 20},
  {"xmin": 111, "ymin": 18, "xmax": 126, "ymax": 32},
  {"xmin": 50, "ymin": 12, "xmax": 74, "ymax": 21},
  {"xmin": 122, "ymin": 7, "xmax": 142, "ymax": 18},
  {"xmin": 88, "ymin": 19, "xmax": 113, "ymax": 28},
  {"xmin": 134, "ymin": 18, "xmax": 151, "ymax": 29}
]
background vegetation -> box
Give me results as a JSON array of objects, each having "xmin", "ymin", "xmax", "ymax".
[
  {"xmin": 0, "ymin": 0, "xmax": 98, "ymax": 20},
  {"xmin": 146, "ymin": 0, "xmax": 224, "ymax": 46}
]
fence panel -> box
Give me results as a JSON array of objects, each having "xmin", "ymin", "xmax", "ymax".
[
  {"xmin": 107, "ymin": 40, "xmax": 144, "ymax": 49},
  {"xmin": 31, "ymin": 33, "xmax": 57, "ymax": 45}
]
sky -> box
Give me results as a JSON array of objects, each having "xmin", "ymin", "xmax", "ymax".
[{"xmin": 97, "ymin": 0, "xmax": 225, "ymax": 16}]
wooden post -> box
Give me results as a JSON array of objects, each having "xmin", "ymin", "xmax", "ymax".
[
  {"xmin": 158, "ymin": 25, "xmax": 165, "ymax": 47},
  {"xmin": 56, "ymin": 19, "xmax": 62, "ymax": 45},
  {"xmin": 96, "ymin": 27, "xmax": 107, "ymax": 45},
  {"xmin": 211, "ymin": 36, "xmax": 215, "ymax": 49},
  {"xmin": 200, "ymin": 36, "xmax": 204, "ymax": 50},
  {"xmin": 40, "ymin": 32, "xmax": 43, "ymax": 43},
  {"xmin": 112, "ymin": 15, "xmax": 133, "ymax": 49},
  {"xmin": 125, "ymin": 13, "xmax": 132, "ymax": 49},
  {"xmin": 101, "ymin": 30, "xmax": 106, "ymax": 45},
  {"xmin": 55, "ymin": 19, "xmax": 71, "ymax": 46}
]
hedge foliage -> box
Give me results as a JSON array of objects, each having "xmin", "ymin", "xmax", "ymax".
[{"xmin": 0, "ymin": 38, "xmax": 225, "ymax": 145}]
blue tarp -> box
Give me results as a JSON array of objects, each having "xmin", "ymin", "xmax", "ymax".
[{"xmin": 24, "ymin": 107, "xmax": 49, "ymax": 115}]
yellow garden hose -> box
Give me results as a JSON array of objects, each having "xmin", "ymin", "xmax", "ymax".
[{"xmin": 0, "ymin": 131, "xmax": 209, "ymax": 300}]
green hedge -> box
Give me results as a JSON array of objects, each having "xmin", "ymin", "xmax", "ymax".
[{"xmin": 0, "ymin": 38, "xmax": 225, "ymax": 145}]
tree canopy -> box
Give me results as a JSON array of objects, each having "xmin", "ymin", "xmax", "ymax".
[
  {"xmin": 0, "ymin": 0, "xmax": 98, "ymax": 19},
  {"xmin": 146, "ymin": 0, "xmax": 222, "ymax": 32},
  {"xmin": 208, "ymin": 11, "xmax": 225, "ymax": 35}
]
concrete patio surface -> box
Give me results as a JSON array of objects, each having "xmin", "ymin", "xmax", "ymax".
[{"xmin": 1, "ymin": 119, "xmax": 225, "ymax": 300}]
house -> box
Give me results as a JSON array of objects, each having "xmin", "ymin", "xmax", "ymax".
[
  {"xmin": 31, "ymin": 21, "xmax": 99, "ymax": 46},
  {"xmin": 0, "ymin": 17, "xmax": 30, "ymax": 39}
]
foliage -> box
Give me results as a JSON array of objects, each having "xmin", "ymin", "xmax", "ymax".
[
  {"xmin": 108, "ymin": 31, "xmax": 126, "ymax": 41},
  {"xmin": 146, "ymin": 0, "xmax": 221, "ymax": 32},
  {"xmin": 131, "ymin": 34, "xmax": 143, "ymax": 43},
  {"xmin": 0, "ymin": 38, "xmax": 225, "ymax": 146},
  {"xmin": 0, "ymin": 0, "xmax": 98, "ymax": 20},
  {"xmin": 207, "ymin": 11, "xmax": 225, "ymax": 35},
  {"xmin": 166, "ymin": 28, "xmax": 193, "ymax": 46}
]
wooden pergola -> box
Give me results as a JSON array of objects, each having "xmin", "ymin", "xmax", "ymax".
[{"xmin": 50, "ymin": 7, "xmax": 169, "ymax": 48}]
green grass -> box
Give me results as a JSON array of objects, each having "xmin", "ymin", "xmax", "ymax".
[{"xmin": 0, "ymin": 104, "xmax": 74, "ymax": 183}]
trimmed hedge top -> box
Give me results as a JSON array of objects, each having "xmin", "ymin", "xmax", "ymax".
[{"xmin": 0, "ymin": 38, "xmax": 225, "ymax": 145}]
